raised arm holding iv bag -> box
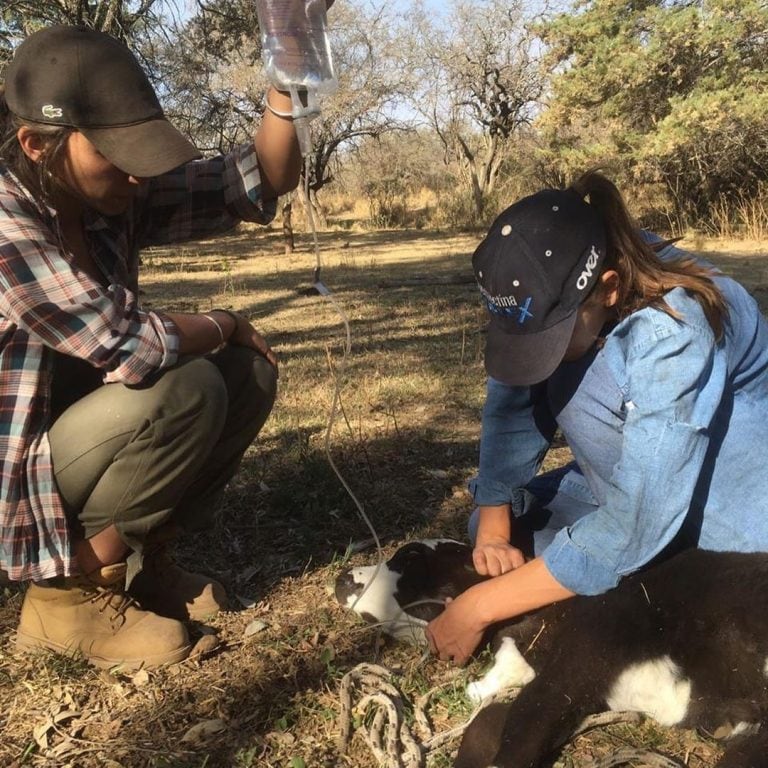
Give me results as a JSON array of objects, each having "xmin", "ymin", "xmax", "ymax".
[{"xmin": 255, "ymin": 0, "xmax": 337, "ymax": 157}]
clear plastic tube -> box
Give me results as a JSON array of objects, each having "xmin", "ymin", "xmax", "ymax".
[
  {"xmin": 256, "ymin": 2, "xmax": 383, "ymax": 617},
  {"xmin": 299, "ymin": 156, "xmax": 384, "ymax": 611}
]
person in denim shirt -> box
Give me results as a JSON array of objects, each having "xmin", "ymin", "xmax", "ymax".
[{"xmin": 427, "ymin": 171, "xmax": 768, "ymax": 665}]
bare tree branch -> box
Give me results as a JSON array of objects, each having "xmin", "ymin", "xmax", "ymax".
[{"xmin": 402, "ymin": 0, "xmax": 543, "ymax": 218}]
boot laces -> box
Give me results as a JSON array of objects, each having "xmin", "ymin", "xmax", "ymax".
[{"xmin": 88, "ymin": 584, "xmax": 137, "ymax": 628}]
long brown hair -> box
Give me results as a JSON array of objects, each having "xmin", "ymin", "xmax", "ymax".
[
  {"xmin": 569, "ymin": 171, "xmax": 728, "ymax": 341},
  {"xmin": 0, "ymin": 85, "xmax": 72, "ymax": 212}
]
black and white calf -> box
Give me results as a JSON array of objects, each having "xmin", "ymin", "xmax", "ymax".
[{"xmin": 335, "ymin": 539, "xmax": 768, "ymax": 768}]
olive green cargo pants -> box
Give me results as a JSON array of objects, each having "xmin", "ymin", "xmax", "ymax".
[{"xmin": 49, "ymin": 347, "xmax": 277, "ymax": 585}]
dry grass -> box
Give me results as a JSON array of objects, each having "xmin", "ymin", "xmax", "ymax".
[{"xmin": 0, "ymin": 226, "xmax": 765, "ymax": 767}]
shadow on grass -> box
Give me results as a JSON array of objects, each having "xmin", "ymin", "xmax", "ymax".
[
  {"xmin": 176, "ymin": 425, "xmax": 478, "ymax": 600},
  {"xmin": 0, "ymin": 429, "xmax": 477, "ymax": 767},
  {"xmin": 143, "ymin": 225, "xmax": 478, "ymax": 312}
]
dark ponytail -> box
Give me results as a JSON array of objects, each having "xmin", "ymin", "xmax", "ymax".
[
  {"xmin": 569, "ymin": 171, "xmax": 728, "ymax": 341},
  {"xmin": 0, "ymin": 84, "xmax": 73, "ymax": 211}
]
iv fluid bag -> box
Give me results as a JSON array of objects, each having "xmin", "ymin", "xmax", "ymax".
[{"xmin": 255, "ymin": 0, "xmax": 337, "ymax": 94}]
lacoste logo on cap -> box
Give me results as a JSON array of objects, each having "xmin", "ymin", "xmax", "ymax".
[{"xmin": 42, "ymin": 105, "xmax": 63, "ymax": 119}]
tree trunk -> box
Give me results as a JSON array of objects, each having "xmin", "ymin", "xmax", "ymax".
[
  {"xmin": 309, "ymin": 189, "xmax": 328, "ymax": 229},
  {"xmin": 282, "ymin": 194, "xmax": 295, "ymax": 255},
  {"xmin": 457, "ymin": 132, "xmax": 487, "ymax": 218},
  {"xmin": 471, "ymin": 172, "xmax": 484, "ymax": 218}
]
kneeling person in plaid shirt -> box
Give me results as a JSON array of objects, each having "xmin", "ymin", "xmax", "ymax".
[{"xmin": 0, "ymin": 25, "xmax": 301, "ymax": 668}]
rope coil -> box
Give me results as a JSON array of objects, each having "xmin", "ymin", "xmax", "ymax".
[
  {"xmin": 338, "ymin": 662, "xmax": 684, "ymax": 768},
  {"xmin": 338, "ymin": 663, "xmax": 513, "ymax": 767}
]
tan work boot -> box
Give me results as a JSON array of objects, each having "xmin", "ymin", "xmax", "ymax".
[
  {"xmin": 16, "ymin": 563, "xmax": 191, "ymax": 670},
  {"xmin": 128, "ymin": 550, "xmax": 228, "ymax": 622}
]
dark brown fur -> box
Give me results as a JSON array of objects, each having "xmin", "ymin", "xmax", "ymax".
[
  {"xmin": 336, "ymin": 543, "xmax": 768, "ymax": 768},
  {"xmin": 459, "ymin": 548, "xmax": 768, "ymax": 767}
]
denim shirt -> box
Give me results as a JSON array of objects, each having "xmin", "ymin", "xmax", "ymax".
[{"xmin": 470, "ymin": 237, "xmax": 768, "ymax": 595}]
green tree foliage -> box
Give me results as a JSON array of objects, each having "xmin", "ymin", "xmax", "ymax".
[{"xmin": 539, "ymin": 0, "xmax": 768, "ymax": 229}]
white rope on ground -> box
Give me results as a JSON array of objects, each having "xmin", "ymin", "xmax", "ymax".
[
  {"xmin": 338, "ymin": 662, "xmax": 687, "ymax": 768},
  {"xmin": 337, "ymin": 662, "xmax": 514, "ymax": 767},
  {"xmin": 338, "ymin": 664, "xmax": 422, "ymax": 768}
]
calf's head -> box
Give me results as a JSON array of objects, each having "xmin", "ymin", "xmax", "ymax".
[{"xmin": 334, "ymin": 539, "xmax": 485, "ymax": 644}]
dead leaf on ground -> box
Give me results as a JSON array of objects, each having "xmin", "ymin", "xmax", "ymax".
[
  {"xmin": 245, "ymin": 619, "xmax": 268, "ymax": 637},
  {"xmin": 131, "ymin": 669, "xmax": 150, "ymax": 687},
  {"xmin": 189, "ymin": 634, "xmax": 220, "ymax": 658},
  {"xmin": 180, "ymin": 718, "xmax": 227, "ymax": 744},
  {"xmin": 33, "ymin": 718, "xmax": 53, "ymax": 750}
]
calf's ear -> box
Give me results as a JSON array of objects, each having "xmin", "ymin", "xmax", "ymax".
[{"xmin": 455, "ymin": 701, "xmax": 510, "ymax": 768}]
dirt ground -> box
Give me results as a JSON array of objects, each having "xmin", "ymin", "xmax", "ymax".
[{"xmin": 1, "ymin": 227, "xmax": 765, "ymax": 767}]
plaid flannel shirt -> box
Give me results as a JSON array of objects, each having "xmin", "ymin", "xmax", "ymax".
[{"xmin": 0, "ymin": 144, "xmax": 275, "ymax": 582}]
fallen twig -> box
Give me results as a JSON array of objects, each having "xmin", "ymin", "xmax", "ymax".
[{"xmin": 585, "ymin": 746, "xmax": 685, "ymax": 767}]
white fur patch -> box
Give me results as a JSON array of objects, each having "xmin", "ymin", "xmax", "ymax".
[
  {"xmin": 728, "ymin": 721, "xmax": 761, "ymax": 739},
  {"xmin": 606, "ymin": 656, "xmax": 691, "ymax": 726},
  {"xmin": 344, "ymin": 563, "xmax": 427, "ymax": 645},
  {"xmin": 418, "ymin": 538, "xmax": 463, "ymax": 550},
  {"xmin": 466, "ymin": 637, "xmax": 536, "ymax": 703},
  {"xmin": 344, "ymin": 564, "xmax": 398, "ymax": 616},
  {"xmin": 763, "ymin": 657, "xmax": 768, "ymax": 678}
]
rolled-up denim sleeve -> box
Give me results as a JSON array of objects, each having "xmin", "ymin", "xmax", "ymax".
[
  {"xmin": 469, "ymin": 377, "xmax": 556, "ymax": 507},
  {"xmin": 543, "ymin": 307, "xmax": 727, "ymax": 594}
]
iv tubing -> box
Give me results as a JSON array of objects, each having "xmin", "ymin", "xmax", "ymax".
[
  {"xmin": 289, "ymin": 85, "xmax": 318, "ymax": 159},
  {"xmin": 299, "ymin": 149, "xmax": 384, "ymax": 609}
]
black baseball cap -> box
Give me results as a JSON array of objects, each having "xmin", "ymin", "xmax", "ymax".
[
  {"xmin": 4, "ymin": 25, "xmax": 201, "ymax": 177},
  {"xmin": 473, "ymin": 189, "xmax": 608, "ymax": 386}
]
